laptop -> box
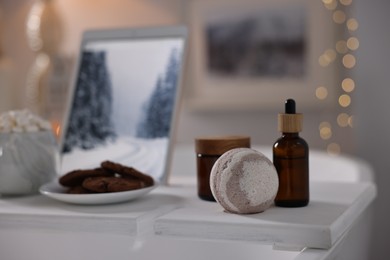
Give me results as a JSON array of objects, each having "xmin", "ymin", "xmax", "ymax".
[{"xmin": 59, "ymin": 25, "xmax": 187, "ymax": 184}]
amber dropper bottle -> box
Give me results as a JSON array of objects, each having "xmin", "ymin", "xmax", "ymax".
[{"xmin": 273, "ymin": 99, "xmax": 309, "ymax": 207}]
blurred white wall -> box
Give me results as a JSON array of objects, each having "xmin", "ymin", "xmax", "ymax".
[
  {"xmin": 0, "ymin": 0, "xmax": 353, "ymax": 151},
  {"xmin": 0, "ymin": 0, "xmax": 183, "ymax": 112},
  {"xmin": 354, "ymin": 0, "xmax": 390, "ymax": 258}
]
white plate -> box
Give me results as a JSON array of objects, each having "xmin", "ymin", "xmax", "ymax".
[{"xmin": 40, "ymin": 181, "xmax": 157, "ymax": 205}]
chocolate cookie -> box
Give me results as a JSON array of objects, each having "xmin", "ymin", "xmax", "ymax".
[
  {"xmin": 101, "ymin": 161, "xmax": 154, "ymax": 186},
  {"xmin": 82, "ymin": 177, "xmax": 145, "ymax": 193},
  {"xmin": 66, "ymin": 185, "xmax": 91, "ymax": 194},
  {"xmin": 59, "ymin": 168, "xmax": 114, "ymax": 187}
]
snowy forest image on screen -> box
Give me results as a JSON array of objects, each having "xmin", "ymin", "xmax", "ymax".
[{"xmin": 62, "ymin": 38, "xmax": 184, "ymax": 181}]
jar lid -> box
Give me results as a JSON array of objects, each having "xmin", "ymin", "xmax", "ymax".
[{"xmin": 195, "ymin": 135, "xmax": 251, "ymax": 155}]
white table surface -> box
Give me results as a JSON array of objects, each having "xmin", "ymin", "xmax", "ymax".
[
  {"xmin": 154, "ymin": 181, "xmax": 376, "ymax": 250},
  {"xmin": 0, "ymin": 144, "xmax": 377, "ymax": 255},
  {"xmin": 0, "ymin": 179, "xmax": 376, "ymax": 250}
]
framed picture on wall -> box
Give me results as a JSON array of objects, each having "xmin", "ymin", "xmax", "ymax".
[{"xmin": 185, "ymin": 0, "xmax": 338, "ymax": 111}]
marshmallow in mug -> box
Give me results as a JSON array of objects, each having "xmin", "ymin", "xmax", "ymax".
[{"xmin": 0, "ymin": 110, "xmax": 52, "ymax": 133}]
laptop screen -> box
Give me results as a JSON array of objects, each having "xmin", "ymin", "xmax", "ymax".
[{"xmin": 60, "ymin": 26, "xmax": 187, "ymax": 184}]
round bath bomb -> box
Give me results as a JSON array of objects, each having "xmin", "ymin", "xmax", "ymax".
[{"xmin": 210, "ymin": 148, "xmax": 279, "ymax": 214}]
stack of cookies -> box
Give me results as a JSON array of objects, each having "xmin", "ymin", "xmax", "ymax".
[{"xmin": 59, "ymin": 161, "xmax": 154, "ymax": 194}]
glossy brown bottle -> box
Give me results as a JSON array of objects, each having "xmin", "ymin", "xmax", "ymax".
[{"xmin": 273, "ymin": 99, "xmax": 309, "ymax": 207}]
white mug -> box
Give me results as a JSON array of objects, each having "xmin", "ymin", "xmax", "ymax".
[{"xmin": 0, "ymin": 131, "xmax": 59, "ymax": 195}]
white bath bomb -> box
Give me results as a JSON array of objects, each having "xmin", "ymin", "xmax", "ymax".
[{"xmin": 210, "ymin": 148, "xmax": 278, "ymax": 214}]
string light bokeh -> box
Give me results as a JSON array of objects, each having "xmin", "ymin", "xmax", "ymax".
[{"xmin": 317, "ymin": 0, "xmax": 358, "ymax": 156}]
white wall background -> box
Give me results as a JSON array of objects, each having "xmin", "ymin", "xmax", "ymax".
[
  {"xmin": 0, "ymin": 0, "xmax": 355, "ymax": 151},
  {"xmin": 0, "ymin": 0, "xmax": 388, "ymax": 258},
  {"xmin": 354, "ymin": 0, "xmax": 390, "ymax": 258}
]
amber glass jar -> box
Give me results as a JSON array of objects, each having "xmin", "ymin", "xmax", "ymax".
[{"xmin": 195, "ymin": 136, "xmax": 250, "ymax": 201}]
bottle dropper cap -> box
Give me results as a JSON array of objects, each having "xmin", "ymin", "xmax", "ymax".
[{"xmin": 278, "ymin": 99, "xmax": 303, "ymax": 133}]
